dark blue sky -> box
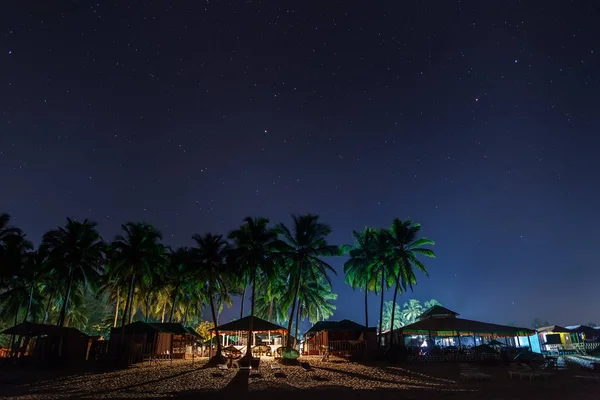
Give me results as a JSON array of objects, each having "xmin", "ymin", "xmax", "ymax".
[{"xmin": 2, "ymin": 1, "xmax": 599, "ymax": 328}]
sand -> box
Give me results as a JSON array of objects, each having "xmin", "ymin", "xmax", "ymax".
[{"xmin": 1, "ymin": 356, "xmax": 599, "ymax": 399}]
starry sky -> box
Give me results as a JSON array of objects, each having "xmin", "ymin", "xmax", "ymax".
[{"xmin": 2, "ymin": 1, "xmax": 599, "ymax": 329}]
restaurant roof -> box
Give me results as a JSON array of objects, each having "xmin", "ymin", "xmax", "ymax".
[{"xmin": 397, "ymin": 316, "xmax": 535, "ymax": 337}]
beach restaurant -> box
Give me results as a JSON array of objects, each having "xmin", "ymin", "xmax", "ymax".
[{"xmin": 382, "ymin": 305, "xmax": 537, "ymax": 358}]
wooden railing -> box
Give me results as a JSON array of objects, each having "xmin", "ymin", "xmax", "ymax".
[{"xmin": 327, "ymin": 340, "xmax": 366, "ymax": 354}]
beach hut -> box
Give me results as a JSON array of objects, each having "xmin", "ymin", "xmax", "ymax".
[
  {"xmin": 1, "ymin": 322, "xmax": 94, "ymax": 365},
  {"xmin": 210, "ymin": 316, "xmax": 288, "ymax": 357},
  {"xmin": 303, "ymin": 319, "xmax": 377, "ymax": 358},
  {"xmin": 107, "ymin": 321, "xmax": 200, "ymax": 364}
]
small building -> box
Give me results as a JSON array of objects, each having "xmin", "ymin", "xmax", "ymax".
[
  {"xmin": 108, "ymin": 321, "xmax": 200, "ymax": 364},
  {"xmin": 1, "ymin": 322, "xmax": 94, "ymax": 365},
  {"xmin": 382, "ymin": 306, "xmax": 536, "ymax": 361},
  {"xmin": 303, "ymin": 319, "xmax": 377, "ymax": 357},
  {"xmin": 210, "ymin": 316, "xmax": 289, "ymax": 357}
]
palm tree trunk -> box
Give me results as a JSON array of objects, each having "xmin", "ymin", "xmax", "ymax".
[
  {"xmin": 286, "ymin": 267, "xmax": 302, "ymax": 347},
  {"xmin": 244, "ymin": 272, "xmax": 256, "ymax": 358},
  {"xmin": 9, "ymin": 305, "xmax": 19, "ymax": 355},
  {"xmin": 208, "ymin": 292, "xmax": 223, "ymax": 361},
  {"xmin": 161, "ymin": 300, "xmax": 167, "ymax": 323},
  {"xmin": 240, "ymin": 285, "xmax": 246, "ymax": 319},
  {"xmin": 23, "ymin": 283, "xmax": 35, "ymax": 323},
  {"xmin": 57, "ymin": 272, "xmax": 74, "ymax": 327},
  {"xmin": 294, "ymin": 302, "xmax": 301, "ymax": 348},
  {"xmin": 390, "ymin": 279, "xmax": 400, "ymax": 348},
  {"xmin": 145, "ymin": 292, "xmax": 151, "ymax": 322},
  {"xmin": 113, "ymin": 290, "xmax": 120, "ymax": 328},
  {"xmin": 378, "ymin": 269, "xmax": 385, "ymax": 348},
  {"xmin": 42, "ymin": 293, "xmax": 53, "ymax": 324},
  {"xmin": 169, "ymin": 285, "xmax": 179, "ymax": 323},
  {"xmin": 119, "ymin": 273, "xmax": 135, "ymax": 360},
  {"xmin": 268, "ymin": 300, "xmax": 273, "ymax": 322},
  {"xmin": 364, "ymin": 285, "xmax": 369, "ymax": 327},
  {"xmin": 129, "ymin": 292, "xmax": 135, "ymax": 324},
  {"xmin": 183, "ymin": 301, "xmax": 189, "ymax": 324}
]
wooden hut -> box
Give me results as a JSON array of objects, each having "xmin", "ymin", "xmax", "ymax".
[
  {"xmin": 210, "ymin": 316, "xmax": 289, "ymax": 356},
  {"xmin": 1, "ymin": 322, "xmax": 94, "ymax": 365},
  {"xmin": 304, "ymin": 320, "xmax": 377, "ymax": 358},
  {"xmin": 108, "ymin": 321, "xmax": 200, "ymax": 364}
]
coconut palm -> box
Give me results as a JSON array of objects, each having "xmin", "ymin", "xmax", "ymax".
[
  {"xmin": 343, "ymin": 228, "xmax": 379, "ymax": 327},
  {"xmin": 192, "ymin": 233, "xmax": 231, "ymax": 362},
  {"xmin": 163, "ymin": 247, "xmax": 194, "ymax": 323},
  {"xmin": 0, "ymin": 215, "xmax": 31, "ymax": 292},
  {"xmin": 384, "ymin": 219, "xmax": 435, "ymax": 346},
  {"xmin": 423, "ymin": 299, "xmax": 442, "ymax": 310},
  {"xmin": 381, "ymin": 301, "xmax": 404, "ymax": 331},
  {"xmin": 109, "ymin": 222, "xmax": 166, "ymax": 328},
  {"xmin": 254, "ymin": 268, "xmax": 288, "ymax": 324},
  {"xmin": 298, "ymin": 276, "xmax": 337, "ymax": 324},
  {"xmin": 371, "ymin": 229, "xmax": 396, "ymax": 347},
  {"xmin": 41, "ymin": 218, "xmax": 105, "ymax": 327},
  {"xmin": 228, "ymin": 217, "xmax": 282, "ymax": 356},
  {"xmin": 278, "ymin": 214, "xmax": 340, "ymax": 347},
  {"xmin": 401, "ymin": 299, "xmax": 424, "ymax": 325}
]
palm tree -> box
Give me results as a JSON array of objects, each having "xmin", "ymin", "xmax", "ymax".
[
  {"xmin": 165, "ymin": 247, "xmax": 194, "ymax": 323},
  {"xmin": 22, "ymin": 249, "xmax": 49, "ymax": 322},
  {"xmin": 110, "ymin": 222, "xmax": 166, "ymax": 328},
  {"xmin": 278, "ymin": 214, "xmax": 340, "ymax": 348},
  {"xmin": 343, "ymin": 228, "xmax": 379, "ymax": 327},
  {"xmin": 41, "ymin": 218, "xmax": 105, "ymax": 327},
  {"xmin": 228, "ymin": 217, "xmax": 282, "ymax": 357},
  {"xmin": 192, "ymin": 233, "xmax": 230, "ymax": 363},
  {"xmin": 423, "ymin": 299, "xmax": 442, "ymax": 310},
  {"xmin": 401, "ymin": 299, "xmax": 424, "ymax": 325},
  {"xmin": 254, "ymin": 268, "xmax": 288, "ymax": 324},
  {"xmin": 385, "ymin": 219, "xmax": 435, "ymax": 346},
  {"xmin": 381, "ymin": 301, "xmax": 404, "ymax": 331},
  {"xmin": 371, "ymin": 229, "xmax": 395, "ymax": 347},
  {"xmin": 298, "ymin": 276, "xmax": 337, "ymax": 324},
  {"xmin": 0, "ymin": 214, "xmax": 31, "ymax": 292}
]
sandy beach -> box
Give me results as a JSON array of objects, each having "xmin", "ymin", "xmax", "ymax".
[{"xmin": 1, "ymin": 357, "xmax": 599, "ymax": 400}]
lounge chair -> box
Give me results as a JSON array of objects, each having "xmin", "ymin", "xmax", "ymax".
[
  {"xmin": 217, "ymin": 364, "xmax": 229, "ymax": 370},
  {"xmin": 573, "ymin": 375, "xmax": 600, "ymax": 383},
  {"xmin": 508, "ymin": 364, "xmax": 538, "ymax": 380},
  {"xmin": 270, "ymin": 363, "xmax": 282, "ymax": 370},
  {"xmin": 459, "ymin": 363, "xmax": 491, "ymax": 381},
  {"xmin": 519, "ymin": 363, "xmax": 553, "ymax": 380}
]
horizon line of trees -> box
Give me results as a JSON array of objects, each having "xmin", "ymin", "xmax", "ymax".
[{"xmin": 0, "ymin": 212, "xmax": 436, "ymax": 357}]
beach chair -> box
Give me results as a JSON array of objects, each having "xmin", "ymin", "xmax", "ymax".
[
  {"xmin": 573, "ymin": 375, "xmax": 600, "ymax": 383},
  {"xmin": 270, "ymin": 363, "xmax": 282, "ymax": 370},
  {"xmin": 217, "ymin": 364, "xmax": 229, "ymax": 370},
  {"xmin": 459, "ymin": 363, "xmax": 491, "ymax": 381},
  {"xmin": 519, "ymin": 363, "xmax": 553, "ymax": 380},
  {"xmin": 508, "ymin": 364, "xmax": 538, "ymax": 380}
]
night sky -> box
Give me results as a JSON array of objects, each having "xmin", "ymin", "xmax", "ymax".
[{"xmin": 2, "ymin": 1, "xmax": 599, "ymax": 328}]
